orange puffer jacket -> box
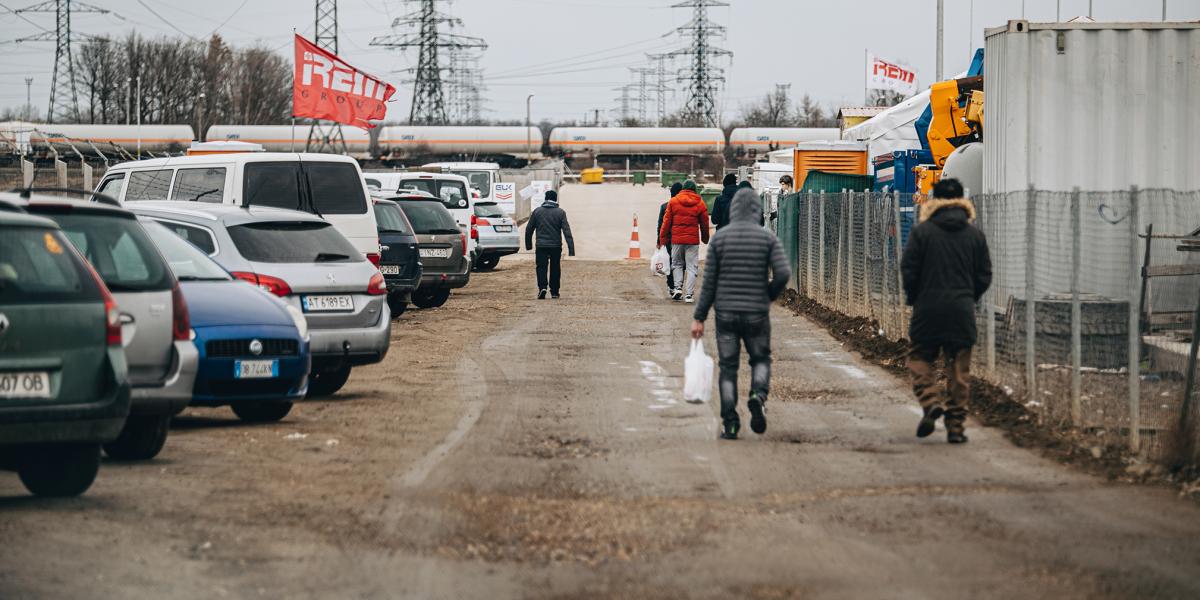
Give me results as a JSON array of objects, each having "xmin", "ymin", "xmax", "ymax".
[{"xmin": 658, "ymin": 189, "xmax": 710, "ymax": 247}]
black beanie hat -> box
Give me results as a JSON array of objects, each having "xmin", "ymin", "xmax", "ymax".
[
  {"xmin": 544, "ymin": 190, "xmax": 558, "ymax": 202},
  {"xmin": 670, "ymin": 182, "xmax": 683, "ymax": 196},
  {"xmin": 722, "ymin": 173, "xmax": 737, "ymax": 186}
]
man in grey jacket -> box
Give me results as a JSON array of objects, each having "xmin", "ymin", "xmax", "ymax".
[
  {"xmin": 691, "ymin": 188, "xmax": 791, "ymax": 440},
  {"xmin": 524, "ymin": 190, "xmax": 575, "ymax": 299}
]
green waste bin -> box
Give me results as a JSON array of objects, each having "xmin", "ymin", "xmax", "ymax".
[
  {"xmin": 699, "ymin": 187, "xmax": 720, "ymax": 213},
  {"xmin": 632, "ymin": 171, "xmax": 647, "ymax": 186},
  {"xmin": 661, "ymin": 171, "xmax": 686, "ymax": 189}
]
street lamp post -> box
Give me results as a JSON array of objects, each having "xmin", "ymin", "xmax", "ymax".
[
  {"xmin": 196, "ymin": 93, "xmax": 207, "ymax": 142},
  {"xmin": 526, "ymin": 94, "xmax": 534, "ymax": 165}
]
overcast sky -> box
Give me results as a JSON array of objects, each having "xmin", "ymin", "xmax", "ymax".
[{"xmin": 2, "ymin": 0, "xmax": 1198, "ymax": 124}]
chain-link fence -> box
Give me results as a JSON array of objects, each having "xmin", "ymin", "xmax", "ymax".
[{"xmin": 777, "ymin": 188, "xmax": 1200, "ymax": 455}]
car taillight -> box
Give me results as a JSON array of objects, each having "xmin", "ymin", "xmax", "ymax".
[
  {"xmin": 230, "ymin": 271, "xmax": 293, "ymax": 297},
  {"xmin": 476, "ymin": 217, "xmax": 492, "ymax": 226},
  {"xmin": 171, "ymin": 282, "xmax": 190, "ymax": 342},
  {"xmin": 461, "ymin": 232, "xmax": 468, "ymax": 254},
  {"xmin": 368, "ymin": 272, "xmax": 387, "ymax": 296},
  {"xmin": 367, "ymin": 252, "xmax": 382, "ymax": 267}
]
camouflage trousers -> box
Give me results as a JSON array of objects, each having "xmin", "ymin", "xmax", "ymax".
[{"xmin": 907, "ymin": 344, "xmax": 972, "ymax": 434}]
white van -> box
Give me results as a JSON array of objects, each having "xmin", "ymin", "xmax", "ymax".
[
  {"xmin": 362, "ymin": 171, "xmax": 476, "ymax": 260},
  {"xmin": 422, "ymin": 161, "xmax": 501, "ymax": 201},
  {"xmin": 95, "ymin": 153, "xmax": 381, "ymax": 262}
]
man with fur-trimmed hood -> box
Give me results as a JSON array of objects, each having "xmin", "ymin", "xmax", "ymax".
[{"xmin": 900, "ymin": 178, "xmax": 992, "ymax": 444}]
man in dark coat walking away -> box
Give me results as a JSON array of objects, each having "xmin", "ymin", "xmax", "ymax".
[
  {"xmin": 525, "ymin": 190, "xmax": 576, "ymax": 299},
  {"xmin": 709, "ymin": 173, "xmax": 738, "ymax": 230},
  {"xmin": 691, "ymin": 188, "xmax": 791, "ymax": 440},
  {"xmin": 657, "ymin": 182, "xmax": 683, "ymax": 295},
  {"xmin": 900, "ymin": 178, "xmax": 992, "ymax": 444}
]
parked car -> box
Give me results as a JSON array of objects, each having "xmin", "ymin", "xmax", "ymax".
[
  {"xmin": 471, "ymin": 201, "xmax": 519, "ymax": 271},
  {"xmin": 127, "ymin": 202, "xmax": 390, "ymax": 397},
  {"xmin": 7, "ymin": 193, "xmax": 197, "ymax": 461},
  {"xmin": 0, "ymin": 205, "xmax": 131, "ymax": 496},
  {"xmin": 362, "ymin": 171, "xmax": 475, "ymax": 261},
  {"xmin": 94, "ymin": 152, "xmax": 381, "ymax": 265},
  {"xmin": 371, "ymin": 197, "xmax": 422, "ymax": 317},
  {"xmin": 394, "ymin": 196, "xmax": 471, "ymax": 309},
  {"xmin": 140, "ymin": 220, "xmax": 310, "ymax": 421}
]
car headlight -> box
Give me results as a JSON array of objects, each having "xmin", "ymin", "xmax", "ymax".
[{"xmin": 285, "ymin": 305, "xmax": 309, "ymax": 340}]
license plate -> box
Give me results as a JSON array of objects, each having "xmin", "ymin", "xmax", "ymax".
[
  {"xmin": 494, "ymin": 225, "xmax": 513, "ymax": 232},
  {"xmin": 0, "ymin": 371, "xmax": 51, "ymax": 399},
  {"xmin": 380, "ymin": 265, "xmax": 400, "ymax": 275},
  {"xmin": 302, "ymin": 295, "xmax": 354, "ymax": 312},
  {"xmin": 419, "ymin": 248, "xmax": 451, "ymax": 259},
  {"xmin": 235, "ymin": 360, "xmax": 278, "ymax": 379}
]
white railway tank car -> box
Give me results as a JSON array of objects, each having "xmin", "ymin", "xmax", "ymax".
[
  {"xmin": 0, "ymin": 121, "xmax": 195, "ymax": 156},
  {"xmin": 727, "ymin": 127, "xmax": 840, "ymax": 157},
  {"xmin": 205, "ymin": 124, "xmax": 372, "ymax": 156},
  {"xmin": 548, "ymin": 127, "xmax": 724, "ymax": 156},
  {"xmin": 378, "ymin": 126, "xmax": 543, "ymax": 158}
]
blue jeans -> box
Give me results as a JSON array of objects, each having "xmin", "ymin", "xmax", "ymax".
[{"xmin": 715, "ymin": 311, "xmax": 772, "ymax": 425}]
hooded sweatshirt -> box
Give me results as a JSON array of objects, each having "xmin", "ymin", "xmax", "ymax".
[
  {"xmin": 900, "ymin": 197, "xmax": 992, "ymax": 348},
  {"xmin": 693, "ymin": 188, "xmax": 791, "ymax": 321},
  {"xmin": 659, "ymin": 189, "xmax": 710, "ymax": 247},
  {"xmin": 710, "ymin": 182, "xmax": 739, "ymax": 229}
]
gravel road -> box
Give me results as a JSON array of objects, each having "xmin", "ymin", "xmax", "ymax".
[{"xmin": 3, "ymin": 186, "xmax": 1200, "ymax": 599}]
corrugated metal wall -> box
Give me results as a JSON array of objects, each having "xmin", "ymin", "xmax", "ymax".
[{"xmin": 984, "ymin": 22, "xmax": 1200, "ymax": 194}]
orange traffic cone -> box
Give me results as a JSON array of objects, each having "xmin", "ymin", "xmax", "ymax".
[{"xmin": 626, "ymin": 213, "xmax": 642, "ymax": 260}]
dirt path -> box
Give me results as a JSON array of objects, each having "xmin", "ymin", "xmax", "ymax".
[{"xmin": 3, "ymin": 256, "xmax": 1200, "ymax": 599}]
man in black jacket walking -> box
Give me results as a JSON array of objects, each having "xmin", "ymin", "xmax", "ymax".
[
  {"xmin": 692, "ymin": 188, "xmax": 791, "ymax": 440},
  {"xmin": 525, "ymin": 190, "xmax": 576, "ymax": 299},
  {"xmin": 709, "ymin": 173, "xmax": 738, "ymax": 230},
  {"xmin": 900, "ymin": 178, "xmax": 992, "ymax": 444}
]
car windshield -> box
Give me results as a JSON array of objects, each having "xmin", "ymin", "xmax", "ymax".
[
  {"xmin": 473, "ymin": 202, "xmax": 505, "ymax": 218},
  {"xmin": 53, "ymin": 212, "xmax": 174, "ymax": 292},
  {"xmin": 396, "ymin": 178, "xmax": 469, "ymax": 211},
  {"xmin": 0, "ymin": 225, "xmax": 101, "ymax": 303},
  {"xmin": 141, "ymin": 220, "xmax": 230, "ymax": 281},
  {"xmin": 228, "ymin": 221, "xmax": 363, "ymax": 264},
  {"xmin": 462, "ymin": 172, "xmax": 491, "ymax": 197},
  {"xmin": 398, "ymin": 201, "xmax": 461, "ymax": 235},
  {"xmin": 373, "ymin": 203, "xmax": 413, "ymax": 235}
]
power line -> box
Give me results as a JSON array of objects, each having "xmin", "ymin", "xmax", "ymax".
[
  {"xmin": 665, "ymin": 0, "xmax": 731, "ymax": 127},
  {"xmin": 134, "ymin": 0, "xmax": 199, "ymax": 41},
  {"xmin": 15, "ymin": 0, "xmax": 108, "ymax": 123}
]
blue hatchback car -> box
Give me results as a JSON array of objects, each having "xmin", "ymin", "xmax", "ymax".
[{"xmin": 142, "ymin": 220, "xmax": 310, "ymax": 422}]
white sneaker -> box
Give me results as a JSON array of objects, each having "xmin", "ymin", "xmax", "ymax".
[
  {"xmin": 671, "ymin": 289, "xmax": 683, "ymax": 301},
  {"xmin": 685, "ymin": 294, "xmax": 694, "ymax": 303}
]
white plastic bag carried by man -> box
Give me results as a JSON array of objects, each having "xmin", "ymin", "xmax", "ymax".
[
  {"xmin": 650, "ymin": 245, "xmax": 669, "ymax": 277},
  {"xmin": 683, "ymin": 340, "xmax": 713, "ymax": 403}
]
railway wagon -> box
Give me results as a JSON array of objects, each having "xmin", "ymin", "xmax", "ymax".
[
  {"xmin": 205, "ymin": 124, "xmax": 372, "ymax": 156},
  {"xmin": 378, "ymin": 126, "xmax": 543, "ymax": 158},
  {"xmin": 728, "ymin": 127, "xmax": 840, "ymax": 157},
  {"xmin": 548, "ymin": 127, "xmax": 725, "ymax": 156},
  {"xmin": 1, "ymin": 121, "xmax": 194, "ymax": 156}
]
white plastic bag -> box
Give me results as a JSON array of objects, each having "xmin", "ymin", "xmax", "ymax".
[
  {"xmin": 683, "ymin": 339, "xmax": 714, "ymax": 404},
  {"xmin": 650, "ymin": 245, "xmax": 669, "ymax": 277}
]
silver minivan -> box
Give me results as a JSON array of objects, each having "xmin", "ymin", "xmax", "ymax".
[{"xmin": 128, "ymin": 202, "xmax": 390, "ymax": 397}]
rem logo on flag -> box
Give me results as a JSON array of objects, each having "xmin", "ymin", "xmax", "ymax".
[
  {"xmin": 300, "ymin": 51, "xmax": 389, "ymax": 100},
  {"xmin": 293, "ymin": 34, "xmax": 396, "ymax": 129}
]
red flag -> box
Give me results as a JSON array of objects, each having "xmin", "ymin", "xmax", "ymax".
[{"xmin": 293, "ymin": 34, "xmax": 396, "ymax": 129}]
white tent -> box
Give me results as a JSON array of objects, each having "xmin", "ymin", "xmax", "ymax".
[{"xmin": 840, "ymin": 89, "xmax": 930, "ymax": 171}]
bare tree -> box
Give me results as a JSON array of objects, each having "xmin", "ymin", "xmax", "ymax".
[
  {"xmin": 796, "ymin": 94, "xmax": 835, "ymax": 127},
  {"xmin": 868, "ymin": 89, "xmax": 907, "ymax": 108},
  {"xmin": 737, "ymin": 85, "xmax": 796, "ymax": 128}
]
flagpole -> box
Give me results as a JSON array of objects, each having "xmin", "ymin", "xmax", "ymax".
[{"xmin": 291, "ymin": 28, "xmax": 297, "ymax": 153}]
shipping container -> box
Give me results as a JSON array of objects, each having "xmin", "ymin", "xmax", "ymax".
[
  {"xmin": 548, "ymin": 127, "xmax": 724, "ymax": 156},
  {"xmin": 792, "ymin": 141, "xmax": 868, "ymax": 192},
  {"xmin": 984, "ymin": 20, "xmax": 1200, "ymax": 194}
]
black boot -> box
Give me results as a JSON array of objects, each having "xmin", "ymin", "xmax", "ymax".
[
  {"xmin": 916, "ymin": 405, "xmax": 944, "ymax": 438},
  {"xmin": 719, "ymin": 421, "xmax": 739, "ymax": 440},
  {"xmin": 748, "ymin": 392, "xmax": 767, "ymax": 435},
  {"xmin": 947, "ymin": 430, "xmax": 968, "ymax": 444}
]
